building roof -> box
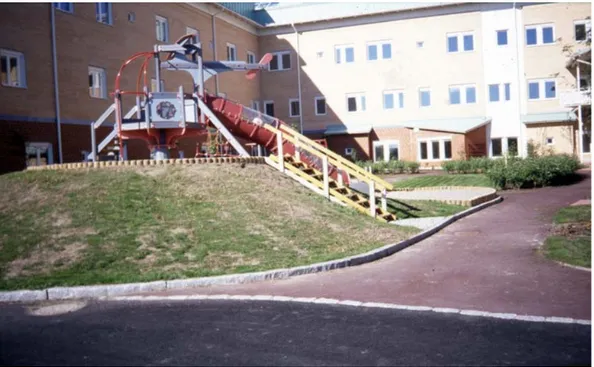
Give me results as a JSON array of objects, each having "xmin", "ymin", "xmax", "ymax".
[
  {"xmin": 324, "ymin": 124, "xmax": 373, "ymax": 136},
  {"xmin": 218, "ymin": 2, "xmax": 460, "ymax": 27},
  {"xmin": 521, "ymin": 111, "xmax": 578, "ymax": 124}
]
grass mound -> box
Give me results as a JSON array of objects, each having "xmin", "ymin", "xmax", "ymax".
[
  {"xmin": 542, "ymin": 205, "xmax": 591, "ymax": 268},
  {"xmin": 0, "ymin": 164, "xmax": 463, "ymax": 290}
]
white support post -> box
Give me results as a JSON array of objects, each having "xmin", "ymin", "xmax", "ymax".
[
  {"xmin": 381, "ymin": 188, "xmax": 387, "ymax": 212},
  {"xmin": 276, "ymin": 130, "xmax": 284, "ymax": 171},
  {"xmin": 577, "ymin": 63, "xmax": 584, "ymax": 163},
  {"xmin": 90, "ymin": 124, "xmax": 97, "ymax": 162},
  {"xmin": 257, "ymin": 145, "xmax": 263, "ymax": 157},
  {"xmin": 337, "ymin": 169, "xmax": 344, "ymax": 187},
  {"xmin": 322, "ymin": 155, "xmax": 330, "ymax": 199},
  {"xmin": 369, "ymin": 180, "xmax": 376, "ymax": 218},
  {"xmin": 294, "ymin": 136, "xmax": 301, "ymax": 161}
]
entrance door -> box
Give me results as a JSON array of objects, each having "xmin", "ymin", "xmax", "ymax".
[{"xmin": 372, "ymin": 140, "xmax": 399, "ymax": 162}]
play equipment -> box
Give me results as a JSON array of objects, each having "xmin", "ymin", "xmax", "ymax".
[{"xmin": 87, "ymin": 34, "xmax": 397, "ymax": 222}]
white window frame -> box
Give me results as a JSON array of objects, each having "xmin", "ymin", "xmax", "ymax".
[
  {"xmin": 418, "ymin": 137, "xmax": 453, "ymax": 162},
  {"xmin": 446, "ymin": 31, "xmax": 474, "ymax": 53},
  {"xmin": 345, "ymin": 147, "xmax": 354, "ymax": 156},
  {"xmin": 345, "ymin": 92, "xmax": 366, "ymax": 113},
  {"xmin": 186, "ymin": 26, "xmax": 199, "ymax": 43},
  {"xmin": 53, "ymin": 3, "xmax": 73, "ymax": 13},
  {"xmin": 1, "ymin": 49, "xmax": 27, "ymax": 88},
  {"xmin": 315, "ymin": 96, "xmax": 327, "ymax": 116},
  {"xmin": 373, "ymin": 140, "xmax": 400, "ymax": 162},
  {"xmin": 268, "ymin": 51, "xmax": 291, "ymax": 71},
  {"xmin": 527, "ymin": 78, "xmax": 557, "ymax": 101},
  {"xmin": 247, "ymin": 51, "xmax": 256, "ymax": 64},
  {"xmin": 155, "ymin": 15, "xmax": 169, "ymax": 42},
  {"xmin": 448, "ymin": 84, "xmax": 476, "ymax": 105},
  {"xmin": 151, "ymin": 78, "xmax": 165, "ymax": 92},
  {"xmin": 490, "ymin": 136, "xmax": 518, "ymax": 157},
  {"xmin": 525, "ymin": 23, "xmax": 556, "ymax": 46},
  {"xmin": 419, "ymin": 87, "xmax": 431, "ymax": 107},
  {"xmin": 488, "ymin": 83, "xmax": 512, "ymax": 102},
  {"xmin": 496, "ymin": 29, "xmax": 508, "ymax": 46},
  {"xmin": 289, "ymin": 98, "xmax": 300, "ymax": 117},
  {"xmin": 88, "ymin": 66, "xmax": 107, "ymax": 99},
  {"xmin": 95, "ymin": 2, "xmax": 112, "ymax": 25},
  {"xmin": 366, "ymin": 40, "xmax": 392, "ymax": 61},
  {"xmin": 546, "ymin": 137, "xmax": 555, "ymax": 146},
  {"xmin": 383, "ymin": 90, "xmax": 404, "ymax": 110},
  {"xmin": 574, "ymin": 20, "xmax": 591, "ymax": 43},
  {"xmin": 226, "ymin": 43, "xmax": 237, "ymax": 61},
  {"xmin": 264, "ymin": 100, "xmax": 274, "ymax": 116},
  {"xmin": 335, "ymin": 44, "xmax": 355, "ymax": 64},
  {"xmin": 250, "ymin": 100, "xmax": 260, "ymax": 112}
]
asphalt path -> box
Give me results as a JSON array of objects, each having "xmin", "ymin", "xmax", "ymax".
[{"xmin": 0, "ymin": 300, "xmax": 590, "ymax": 366}]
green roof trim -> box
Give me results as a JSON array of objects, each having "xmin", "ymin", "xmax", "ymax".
[
  {"xmin": 324, "ymin": 124, "xmax": 373, "ymax": 136},
  {"xmin": 374, "ymin": 116, "xmax": 491, "ymax": 134},
  {"xmin": 521, "ymin": 111, "xmax": 578, "ymax": 124}
]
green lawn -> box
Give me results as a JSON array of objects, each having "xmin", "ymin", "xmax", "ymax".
[
  {"xmin": 392, "ymin": 174, "xmax": 493, "ymax": 189},
  {"xmin": 0, "ymin": 164, "xmax": 457, "ymax": 291},
  {"xmin": 542, "ymin": 205, "xmax": 591, "ymax": 268}
]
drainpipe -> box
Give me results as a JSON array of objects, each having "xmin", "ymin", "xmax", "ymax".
[
  {"xmin": 211, "ymin": 10, "xmax": 223, "ymax": 95},
  {"xmin": 513, "ymin": 2, "xmax": 526, "ymax": 158},
  {"xmin": 291, "ymin": 22, "xmax": 304, "ymax": 134},
  {"xmin": 577, "ymin": 63, "xmax": 584, "ymax": 162},
  {"xmin": 50, "ymin": 5, "xmax": 63, "ymax": 163}
]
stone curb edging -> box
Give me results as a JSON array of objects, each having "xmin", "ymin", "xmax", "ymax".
[
  {"xmin": 108, "ymin": 294, "xmax": 591, "ymax": 326},
  {"xmin": 25, "ymin": 157, "xmax": 267, "ymax": 171},
  {"xmin": 0, "ymin": 195, "xmax": 503, "ymax": 303},
  {"xmin": 390, "ymin": 186, "xmax": 498, "ymax": 207}
]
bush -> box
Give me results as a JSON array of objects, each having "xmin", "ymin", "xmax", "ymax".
[{"xmin": 406, "ymin": 161, "xmax": 420, "ymax": 173}]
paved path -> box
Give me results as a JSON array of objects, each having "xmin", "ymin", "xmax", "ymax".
[
  {"xmin": 350, "ymin": 180, "xmax": 494, "ymax": 202},
  {"xmin": 136, "ymin": 170, "xmax": 591, "ymax": 320},
  {"xmin": 0, "ymin": 300, "xmax": 589, "ymax": 366},
  {"xmin": 392, "ymin": 216, "xmax": 450, "ymax": 230}
]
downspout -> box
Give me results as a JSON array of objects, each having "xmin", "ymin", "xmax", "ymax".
[
  {"xmin": 291, "ymin": 22, "xmax": 304, "ymax": 134},
  {"xmin": 50, "ymin": 5, "xmax": 63, "ymax": 163},
  {"xmin": 211, "ymin": 11, "xmax": 223, "ymax": 95},
  {"xmin": 577, "ymin": 63, "xmax": 583, "ymax": 163},
  {"xmin": 513, "ymin": 2, "xmax": 526, "ymax": 158}
]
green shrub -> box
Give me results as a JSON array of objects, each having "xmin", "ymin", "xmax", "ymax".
[
  {"xmin": 406, "ymin": 161, "xmax": 420, "ymax": 174},
  {"xmin": 442, "ymin": 161, "xmax": 457, "ymax": 174}
]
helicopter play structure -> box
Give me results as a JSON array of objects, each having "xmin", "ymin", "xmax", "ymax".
[{"xmin": 87, "ymin": 34, "xmax": 397, "ymax": 222}]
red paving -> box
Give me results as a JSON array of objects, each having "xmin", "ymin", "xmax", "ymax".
[{"xmin": 138, "ymin": 170, "xmax": 592, "ymax": 320}]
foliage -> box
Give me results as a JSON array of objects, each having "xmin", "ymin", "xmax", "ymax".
[{"xmin": 355, "ymin": 160, "xmax": 420, "ymax": 174}]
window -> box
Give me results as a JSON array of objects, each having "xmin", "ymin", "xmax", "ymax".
[
  {"xmin": 507, "ymin": 137, "xmax": 518, "ymax": 156},
  {"xmin": 269, "ymin": 51, "xmax": 291, "ymax": 71},
  {"xmin": 528, "ymin": 79, "xmax": 556, "ymax": 100},
  {"xmin": 417, "ymin": 41, "xmax": 424, "ymax": 48},
  {"xmin": 155, "ymin": 15, "xmax": 169, "ymax": 42},
  {"xmin": 289, "ymin": 99, "xmax": 300, "ymax": 117},
  {"xmin": 88, "ymin": 66, "xmax": 106, "ymax": 99},
  {"xmin": 251, "ymin": 100, "xmax": 260, "ymax": 112},
  {"xmin": 316, "ymin": 51, "xmax": 324, "ymax": 59},
  {"xmin": 489, "ymin": 84, "xmax": 500, "ymax": 102},
  {"xmin": 226, "ymin": 43, "xmax": 237, "ymax": 61},
  {"xmin": 497, "ymin": 30, "xmax": 508, "ymax": 46},
  {"xmin": 449, "ymin": 84, "xmax": 475, "ymax": 105},
  {"xmin": 491, "ymin": 138, "xmax": 502, "ymax": 156},
  {"xmin": 186, "ymin": 27, "xmax": 199, "ymax": 43},
  {"xmin": 247, "ymin": 51, "xmax": 256, "ymax": 64},
  {"xmin": 95, "ymin": 3, "xmax": 112, "ymax": 25},
  {"xmin": 383, "ymin": 90, "xmax": 404, "ymax": 109},
  {"xmin": 504, "ymin": 83, "xmax": 511, "ymax": 101},
  {"xmin": 264, "ymin": 101, "xmax": 274, "ymax": 117},
  {"xmin": 315, "ymin": 96, "xmax": 326, "ymax": 116},
  {"xmin": 346, "ymin": 93, "xmax": 366, "ymax": 112},
  {"xmin": 128, "ymin": 12, "xmax": 136, "ymax": 23},
  {"xmin": 335, "ymin": 45, "xmax": 355, "ymax": 64},
  {"xmin": 151, "ymin": 78, "xmax": 164, "ymax": 92},
  {"xmin": 419, "ymin": 88, "xmax": 431, "ymax": 107},
  {"xmin": 575, "ymin": 20, "xmax": 591, "ymax": 42},
  {"xmin": 373, "ymin": 141, "xmax": 399, "ymax": 162},
  {"xmin": 418, "ymin": 137, "xmax": 453, "ymax": 161},
  {"xmin": 26, "ymin": 142, "xmax": 54, "ymax": 167},
  {"xmin": 579, "ymin": 78, "xmax": 589, "ymax": 91},
  {"xmin": 345, "ymin": 148, "xmax": 354, "ymax": 156},
  {"xmin": 1, "ymin": 49, "xmax": 26, "ymax": 88},
  {"xmin": 447, "ymin": 32, "xmax": 474, "ymax": 52},
  {"xmin": 525, "ymin": 24, "xmax": 555, "ymax": 46},
  {"xmin": 582, "ymin": 130, "xmax": 591, "ymax": 153},
  {"xmin": 546, "ymin": 137, "xmax": 554, "ymax": 145},
  {"xmin": 367, "ymin": 41, "xmax": 392, "ymax": 61},
  {"xmin": 53, "ymin": 3, "xmax": 73, "ymax": 13}
]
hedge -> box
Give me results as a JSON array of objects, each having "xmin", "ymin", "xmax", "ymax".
[{"xmin": 355, "ymin": 160, "xmax": 420, "ymax": 174}]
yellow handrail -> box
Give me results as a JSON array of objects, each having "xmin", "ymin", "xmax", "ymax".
[{"xmin": 262, "ymin": 123, "xmax": 393, "ymax": 191}]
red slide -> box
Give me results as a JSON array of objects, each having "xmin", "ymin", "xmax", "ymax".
[{"xmin": 205, "ymin": 94, "xmax": 350, "ymax": 184}]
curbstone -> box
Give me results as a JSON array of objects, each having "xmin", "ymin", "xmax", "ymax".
[
  {"xmin": 0, "ymin": 290, "xmax": 47, "ymax": 302},
  {"xmin": 47, "ymin": 285, "xmax": 110, "ymax": 300}
]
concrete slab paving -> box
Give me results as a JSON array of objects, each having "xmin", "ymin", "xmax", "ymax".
[{"xmin": 392, "ymin": 216, "xmax": 451, "ymax": 230}]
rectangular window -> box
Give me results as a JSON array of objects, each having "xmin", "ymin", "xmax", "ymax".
[
  {"xmin": 88, "ymin": 66, "xmax": 106, "ymax": 99},
  {"xmin": 382, "ymin": 43, "xmax": 392, "ymax": 59},
  {"xmin": 367, "ymin": 44, "xmax": 378, "ymax": 61},
  {"xmin": 449, "ymin": 86, "xmax": 461, "ymax": 105},
  {"xmin": 346, "ymin": 93, "xmax": 366, "ymax": 112},
  {"xmin": 383, "ymin": 90, "xmax": 404, "ymax": 109},
  {"xmin": 247, "ymin": 51, "xmax": 256, "ymax": 64},
  {"xmin": 444, "ymin": 141, "xmax": 452, "ymax": 159},
  {"xmin": 0, "ymin": 49, "xmax": 26, "ymax": 88},
  {"xmin": 507, "ymin": 137, "xmax": 518, "ymax": 156},
  {"xmin": 251, "ymin": 100, "xmax": 260, "ymax": 112},
  {"xmin": 269, "ymin": 51, "xmax": 291, "ymax": 71},
  {"xmin": 497, "ymin": 29, "xmax": 508, "ymax": 45},
  {"xmin": 95, "ymin": 3, "xmax": 112, "ymax": 25},
  {"xmin": 574, "ymin": 20, "xmax": 591, "ymax": 42},
  {"xmin": 466, "ymin": 86, "xmax": 476, "ymax": 104},
  {"xmin": 419, "ymin": 88, "xmax": 431, "ymax": 107},
  {"xmin": 155, "ymin": 15, "xmax": 168, "ymax": 42},
  {"xmin": 526, "ymin": 24, "xmax": 555, "ymax": 46},
  {"xmin": 367, "ymin": 41, "xmax": 392, "ymax": 61},
  {"xmin": 489, "ymin": 84, "xmax": 500, "ymax": 102},
  {"xmin": 335, "ymin": 45, "xmax": 355, "ymax": 64},
  {"xmin": 226, "ymin": 43, "xmax": 236, "ymax": 61},
  {"xmin": 384, "ymin": 93, "xmax": 394, "ymax": 109},
  {"xmin": 449, "ymin": 84, "xmax": 475, "ymax": 105},
  {"xmin": 491, "ymin": 138, "xmax": 502, "ymax": 157},
  {"xmin": 26, "ymin": 142, "xmax": 54, "ymax": 167},
  {"xmin": 264, "ymin": 101, "xmax": 274, "ymax": 117},
  {"xmin": 289, "ymin": 99, "xmax": 300, "ymax": 117},
  {"xmin": 504, "ymin": 83, "xmax": 511, "ymax": 101},
  {"xmin": 447, "ymin": 32, "xmax": 474, "ymax": 53},
  {"xmin": 315, "ymin": 97, "xmax": 326, "ymax": 115},
  {"xmin": 431, "ymin": 141, "xmax": 440, "ymax": 160},
  {"xmin": 418, "ymin": 138, "xmax": 452, "ymax": 161},
  {"xmin": 53, "ymin": 3, "xmax": 73, "ymax": 13},
  {"xmin": 186, "ymin": 27, "xmax": 199, "ymax": 43},
  {"xmin": 528, "ymin": 79, "xmax": 556, "ymax": 100},
  {"xmin": 151, "ymin": 78, "xmax": 164, "ymax": 92},
  {"xmin": 420, "ymin": 142, "xmax": 428, "ymax": 160}
]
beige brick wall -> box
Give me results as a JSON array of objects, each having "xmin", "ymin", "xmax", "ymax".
[{"xmin": 526, "ymin": 122, "xmax": 577, "ymax": 155}]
